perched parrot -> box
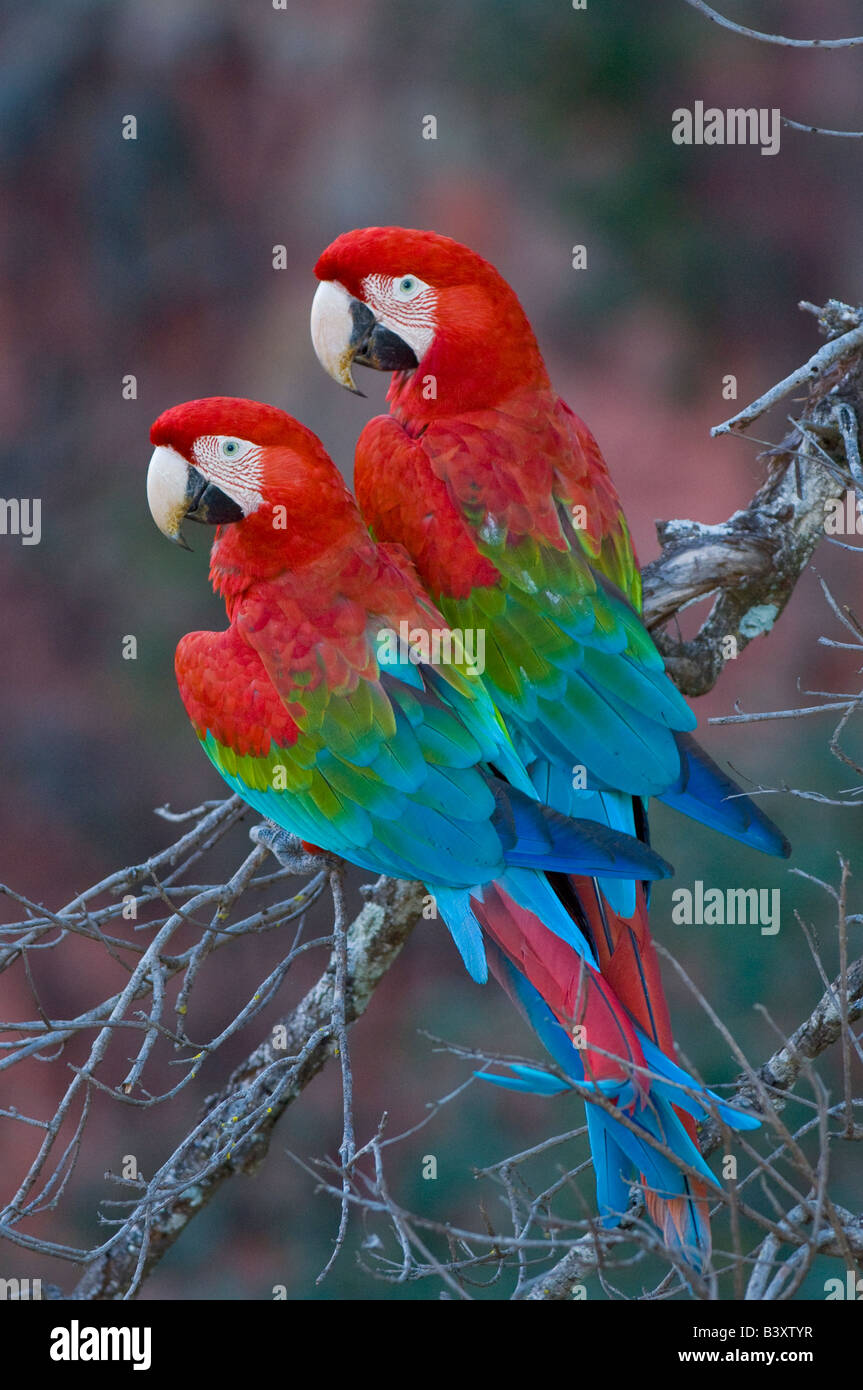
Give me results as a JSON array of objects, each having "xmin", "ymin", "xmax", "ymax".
[
  {"xmin": 311, "ymin": 226, "xmax": 787, "ymax": 1249},
  {"xmin": 146, "ymin": 396, "xmax": 758, "ymax": 1266}
]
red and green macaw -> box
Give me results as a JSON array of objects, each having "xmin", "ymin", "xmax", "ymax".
[
  {"xmin": 311, "ymin": 226, "xmax": 787, "ymax": 1249},
  {"xmin": 146, "ymin": 396, "xmax": 758, "ymax": 1266}
]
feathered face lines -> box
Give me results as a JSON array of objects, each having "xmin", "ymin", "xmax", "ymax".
[
  {"xmin": 190, "ymin": 434, "xmax": 266, "ymax": 516},
  {"xmin": 359, "ymin": 272, "xmax": 438, "ymax": 362}
]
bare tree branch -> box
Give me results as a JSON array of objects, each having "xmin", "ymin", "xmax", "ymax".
[
  {"xmin": 69, "ymin": 875, "xmax": 425, "ymax": 1300},
  {"xmin": 642, "ymin": 301, "xmax": 863, "ymax": 694},
  {"xmin": 681, "ymin": 0, "xmax": 863, "ymax": 50}
]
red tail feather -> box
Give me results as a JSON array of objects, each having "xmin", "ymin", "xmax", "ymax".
[
  {"xmin": 646, "ymin": 1184, "xmax": 712, "ymax": 1265},
  {"xmin": 473, "ymin": 882, "xmax": 647, "ymax": 1092},
  {"xmin": 569, "ymin": 879, "xmax": 674, "ymax": 1054}
]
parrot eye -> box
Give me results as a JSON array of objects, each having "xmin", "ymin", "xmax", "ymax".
[
  {"xmin": 393, "ymin": 274, "xmax": 425, "ymax": 301},
  {"xmin": 221, "ymin": 439, "xmax": 241, "ymax": 458}
]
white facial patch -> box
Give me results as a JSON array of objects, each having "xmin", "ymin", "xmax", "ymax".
[
  {"xmin": 191, "ymin": 436, "xmax": 265, "ymax": 515},
  {"xmin": 361, "ymin": 273, "xmax": 437, "ymax": 362}
]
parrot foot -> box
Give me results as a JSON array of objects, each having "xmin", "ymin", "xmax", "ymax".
[{"xmin": 250, "ymin": 822, "xmax": 338, "ymax": 875}]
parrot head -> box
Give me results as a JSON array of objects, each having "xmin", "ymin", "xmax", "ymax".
[
  {"xmin": 147, "ymin": 396, "xmax": 361, "ymax": 577},
  {"xmin": 312, "ymin": 227, "xmax": 546, "ymax": 412}
]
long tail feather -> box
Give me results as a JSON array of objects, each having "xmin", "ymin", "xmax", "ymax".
[
  {"xmin": 658, "ymin": 732, "xmax": 791, "ymax": 858},
  {"xmin": 564, "ymin": 876, "xmax": 674, "ymax": 1053},
  {"xmin": 490, "ymin": 780, "xmax": 673, "ymax": 880}
]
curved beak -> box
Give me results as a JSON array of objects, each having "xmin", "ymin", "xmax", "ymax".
[
  {"xmin": 310, "ymin": 280, "xmax": 419, "ymax": 394},
  {"xmin": 146, "ymin": 445, "xmax": 244, "ymax": 551}
]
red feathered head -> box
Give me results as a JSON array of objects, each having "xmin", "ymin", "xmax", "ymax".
[
  {"xmin": 312, "ymin": 227, "xmax": 548, "ymax": 415},
  {"xmin": 146, "ymin": 397, "xmax": 362, "ymax": 580}
]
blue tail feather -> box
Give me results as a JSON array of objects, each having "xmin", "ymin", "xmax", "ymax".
[
  {"xmin": 640, "ymin": 1037, "xmax": 762, "ymax": 1130},
  {"xmin": 477, "ymin": 1063, "xmax": 570, "ymax": 1096},
  {"xmin": 490, "ymin": 780, "xmax": 673, "ymax": 880},
  {"xmin": 432, "ymin": 886, "xmax": 489, "ymax": 983},
  {"xmin": 659, "ymin": 733, "xmax": 791, "ymax": 858},
  {"xmin": 586, "ymin": 1110, "xmax": 633, "ymax": 1226}
]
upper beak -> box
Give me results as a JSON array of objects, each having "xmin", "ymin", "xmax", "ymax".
[
  {"xmin": 310, "ymin": 280, "xmax": 419, "ymax": 394},
  {"xmin": 146, "ymin": 445, "xmax": 244, "ymax": 550}
]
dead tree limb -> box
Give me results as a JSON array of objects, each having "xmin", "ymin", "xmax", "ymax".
[
  {"xmin": 642, "ymin": 302, "xmax": 863, "ymax": 694},
  {"xmin": 68, "ymin": 877, "xmax": 425, "ymax": 1300}
]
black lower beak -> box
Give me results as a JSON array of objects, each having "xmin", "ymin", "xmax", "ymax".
[
  {"xmin": 349, "ymin": 299, "xmax": 419, "ymax": 375},
  {"xmin": 184, "ymin": 467, "xmax": 245, "ymax": 526}
]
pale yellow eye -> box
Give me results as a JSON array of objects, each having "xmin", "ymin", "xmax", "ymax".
[{"xmin": 393, "ymin": 274, "xmax": 426, "ymax": 301}]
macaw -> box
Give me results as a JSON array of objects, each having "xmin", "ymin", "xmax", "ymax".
[
  {"xmin": 310, "ymin": 226, "xmax": 787, "ymax": 1249},
  {"xmin": 146, "ymin": 396, "xmax": 758, "ymax": 1266}
]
